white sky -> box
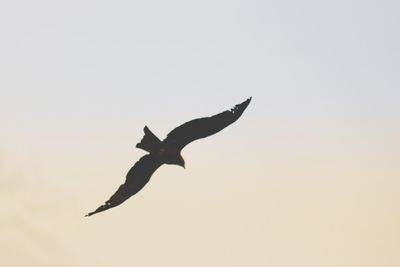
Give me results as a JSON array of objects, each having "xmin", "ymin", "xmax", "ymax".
[{"xmin": 0, "ymin": 0, "xmax": 399, "ymax": 266}]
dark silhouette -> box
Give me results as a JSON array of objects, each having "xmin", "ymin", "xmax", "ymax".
[{"xmin": 86, "ymin": 97, "xmax": 252, "ymax": 216}]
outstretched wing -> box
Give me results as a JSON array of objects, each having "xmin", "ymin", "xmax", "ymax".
[
  {"xmin": 164, "ymin": 97, "xmax": 251, "ymax": 150},
  {"xmin": 86, "ymin": 154, "xmax": 163, "ymax": 216}
]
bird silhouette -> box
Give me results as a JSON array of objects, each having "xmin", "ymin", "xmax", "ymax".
[{"xmin": 86, "ymin": 97, "xmax": 252, "ymax": 216}]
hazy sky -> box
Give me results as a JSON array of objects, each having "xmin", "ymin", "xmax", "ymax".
[{"xmin": 1, "ymin": 0, "xmax": 399, "ymax": 266}]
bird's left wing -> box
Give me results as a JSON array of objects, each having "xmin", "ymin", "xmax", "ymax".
[
  {"xmin": 164, "ymin": 97, "xmax": 251, "ymax": 150},
  {"xmin": 86, "ymin": 154, "xmax": 163, "ymax": 216}
]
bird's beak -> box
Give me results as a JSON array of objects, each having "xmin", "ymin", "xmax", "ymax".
[{"xmin": 178, "ymin": 156, "xmax": 185, "ymax": 169}]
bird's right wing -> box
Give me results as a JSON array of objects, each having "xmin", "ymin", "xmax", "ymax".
[
  {"xmin": 86, "ymin": 154, "xmax": 163, "ymax": 216},
  {"xmin": 164, "ymin": 97, "xmax": 251, "ymax": 150}
]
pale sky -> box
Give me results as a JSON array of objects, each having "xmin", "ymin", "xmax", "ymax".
[{"xmin": 0, "ymin": 0, "xmax": 399, "ymax": 266}]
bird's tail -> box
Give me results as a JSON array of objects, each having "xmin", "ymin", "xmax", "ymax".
[{"xmin": 136, "ymin": 126, "xmax": 162, "ymax": 153}]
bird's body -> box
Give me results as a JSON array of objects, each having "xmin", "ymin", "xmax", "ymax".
[
  {"xmin": 86, "ymin": 97, "xmax": 251, "ymax": 216},
  {"xmin": 156, "ymin": 144, "xmax": 184, "ymax": 166}
]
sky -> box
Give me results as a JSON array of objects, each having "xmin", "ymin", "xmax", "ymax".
[{"xmin": 0, "ymin": 0, "xmax": 399, "ymax": 266}]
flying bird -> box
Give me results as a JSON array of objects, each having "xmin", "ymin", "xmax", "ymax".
[{"xmin": 86, "ymin": 97, "xmax": 251, "ymax": 216}]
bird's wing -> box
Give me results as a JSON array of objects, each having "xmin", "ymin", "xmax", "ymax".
[
  {"xmin": 164, "ymin": 97, "xmax": 251, "ymax": 150},
  {"xmin": 86, "ymin": 154, "xmax": 163, "ymax": 216}
]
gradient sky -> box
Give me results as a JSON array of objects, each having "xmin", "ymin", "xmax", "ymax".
[{"xmin": 1, "ymin": 0, "xmax": 399, "ymax": 266}]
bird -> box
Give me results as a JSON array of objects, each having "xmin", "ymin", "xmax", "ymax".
[{"xmin": 86, "ymin": 97, "xmax": 252, "ymax": 216}]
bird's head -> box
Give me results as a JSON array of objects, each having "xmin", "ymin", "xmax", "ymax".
[{"xmin": 176, "ymin": 154, "xmax": 185, "ymax": 169}]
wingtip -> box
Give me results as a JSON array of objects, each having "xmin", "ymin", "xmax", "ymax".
[
  {"xmin": 240, "ymin": 97, "xmax": 252, "ymax": 105},
  {"xmin": 240, "ymin": 97, "xmax": 252, "ymax": 108},
  {"xmin": 85, "ymin": 212, "xmax": 93, "ymax": 217}
]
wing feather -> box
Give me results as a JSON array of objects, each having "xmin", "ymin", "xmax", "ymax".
[
  {"xmin": 86, "ymin": 154, "xmax": 162, "ymax": 216},
  {"xmin": 164, "ymin": 97, "xmax": 251, "ymax": 149}
]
